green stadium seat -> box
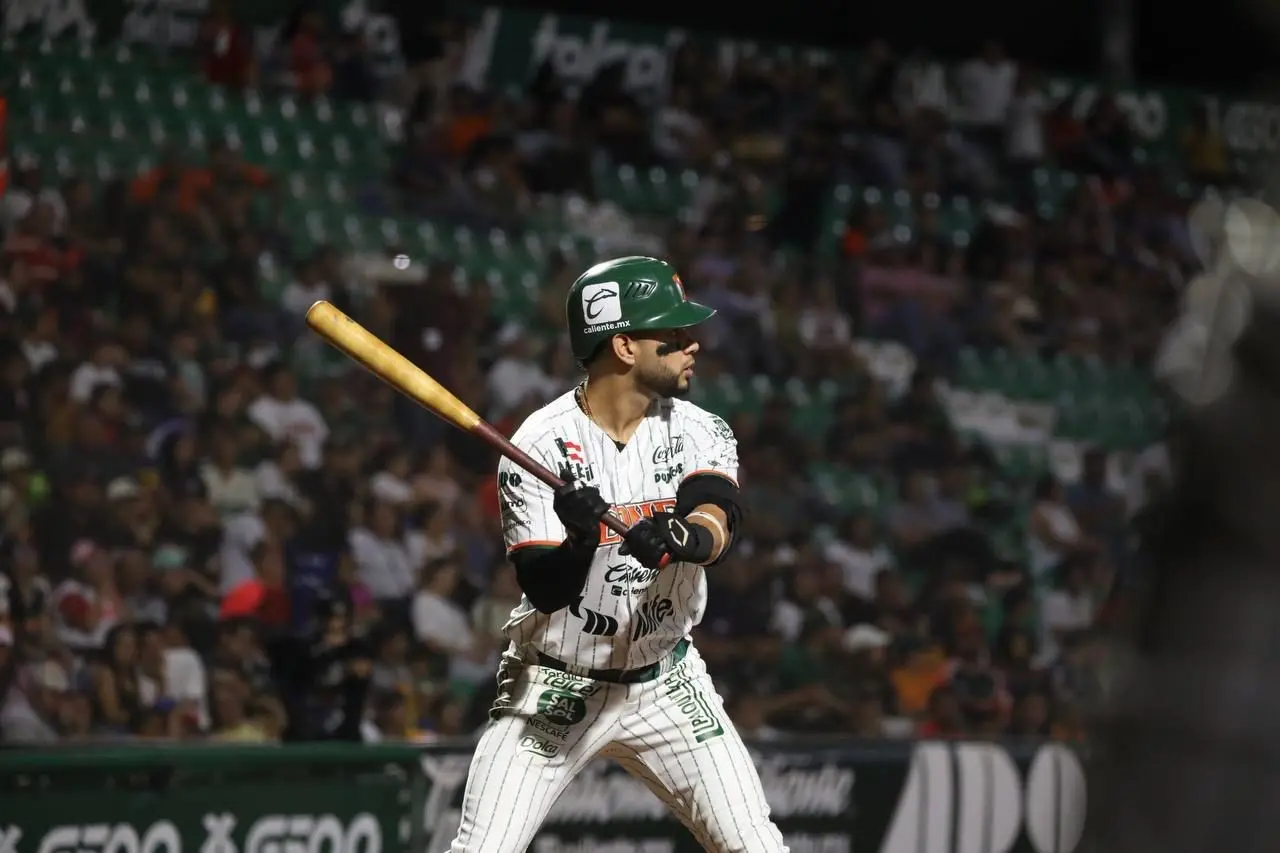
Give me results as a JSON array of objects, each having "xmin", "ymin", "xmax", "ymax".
[
  {"xmin": 790, "ymin": 377, "xmax": 843, "ymax": 435},
  {"xmin": 693, "ymin": 375, "xmax": 748, "ymax": 419},
  {"xmin": 993, "ymin": 442, "xmax": 1048, "ymax": 481}
]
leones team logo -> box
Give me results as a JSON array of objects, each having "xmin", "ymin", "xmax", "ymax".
[{"xmin": 581, "ymin": 281, "xmax": 622, "ymax": 326}]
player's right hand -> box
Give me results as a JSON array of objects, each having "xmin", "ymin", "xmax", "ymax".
[
  {"xmin": 553, "ymin": 475, "xmax": 610, "ymax": 544},
  {"xmin": 619, "ymin": 519, "xmax": 671, "ymax": 570}
]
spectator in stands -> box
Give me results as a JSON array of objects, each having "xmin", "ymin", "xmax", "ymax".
[
  {"xmin": 1027, "ymin": 474, "xmax": 1096, "ymax": 583},
  {"xmin": 349, "ymin": 498, "xmax": 415, "ymax": 609},
  {"xmin": 286, "ymin": 9, "xmax": 334, "ymax": 99},
  {"xmin": 918, "ymin": 683, "xmax": 965, "ymax": 737},
  {"xmin": 331, "ymin": 28, "xmax": 377, "ymax": 102},
  {"xmin": 1079, "ymin": 94, "xmax": 1137, "ymax": 180},
  {"xmin": 247, "ymin": 364, "xmax": 329, "ymax": 469},
  {"xmin": 1183, "ymin": 102, "xmax": 1231, "ymax": 185},
  {"xmin": 198, "ymin": 0, "xmax": 257, "ymax": 92},
  {"xmin": 90, "ymin": 623, "xmax": 145, "ymax": 734},
  {"xmin": 1039, "ymin": 555, "xmax": 1100, "ymax": 662},
  {"xmin": 1005, "ymin": 68, "xmax": 1047, "ymax": 209},
  {"xmin": 1, "ymin": 656, "xmax": 66, "ymax": 744},
  {"xmin": 1008, "ymin": 690, "xmax": 1051, "ymax": 736},
  {"xmin": 1066, "ymin": 448, "xmax": 1127, "ymax": 556}
]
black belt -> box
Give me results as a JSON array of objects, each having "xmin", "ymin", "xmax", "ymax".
[{"xmin": 536, "ymin": 639, "xmax": 690, "ymax": 684}]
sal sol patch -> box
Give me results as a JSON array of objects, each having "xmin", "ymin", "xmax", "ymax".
[{"xmin": 536, "ymin": 689, "xmax": 588, "ymax": 726}]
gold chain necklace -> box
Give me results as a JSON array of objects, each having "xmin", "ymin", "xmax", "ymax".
[{"xmin": 576, "ymin": 379, "xmax": 596, "ymax": 423}]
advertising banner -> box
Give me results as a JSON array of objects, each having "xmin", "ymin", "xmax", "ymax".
[{"xmin": 419, "ymin": 738, "xmax": 1087, "ymax": 853}]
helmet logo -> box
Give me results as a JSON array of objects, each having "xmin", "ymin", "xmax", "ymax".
[
  {"xmin": 581, "ymin": 282, "xmax": 622, "ymax": 325},
  {"xmin": 672, "ymin": 274, "xmax": 686, "ymax": 301}
]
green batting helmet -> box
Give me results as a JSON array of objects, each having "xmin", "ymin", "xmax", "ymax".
[{"xmin": 565, "ymin": 256, "xmax": 715, "ymax": 365}]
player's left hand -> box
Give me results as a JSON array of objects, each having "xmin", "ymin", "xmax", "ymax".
[{"xmin": 621, "ymin": 511, "xmax": 715, "ymax": 569}]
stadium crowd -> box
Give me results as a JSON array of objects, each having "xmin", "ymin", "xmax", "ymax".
[{"xmin": 0, "ymin": 4, "xmax": 1186, "ymax": 746}]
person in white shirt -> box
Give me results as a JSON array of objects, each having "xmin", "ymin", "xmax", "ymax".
[
  {"xmin": 0, "ymin": 162, "xmax": 65, "ymax": 235},
  {"xmin": 410, "ymin": 557, "xmax": 493, "ymax": 684},
  {"xmin": 957, "ymin": 41, "xmax": 1017, "ymax": 152},
  {"xmin": 895, "ymin": 50, "xmax": 953, "ymax": 117},
  {"xmin": 771, "ymin": 565, "xmax": 844, "ymax": 643},
  {"xmin": 349, "ymin": 499, "xmax": 417, "ymax": 603},
  {"xmin": 246, "ymin": 364, "xmax": 329, "ymax": 469},
  {"xmin": 370, "ymin": 449, "xmax": 416, "ymax": 506},
  {"xmin": 280, "ymin": 255, "xmax": 334, "ymax": 318},
  {"xmin": 1, "ymin": 657, "xmax": 67, "ymax": 745},
  {"xmin": 1005, "ymin": 68, "xmax": 1047, "ymax": 209},
  {"xmin": 68, "ymin": 340, "xmax": 126, "ymax": 404},
  {"xmin": 201, "ymin": 430, "xmax": 261, "ymax": 518},
  {"xmin": 411, "ymin": 444, "xmax": 461, "ymax": 510},
  {"xmin": 1027, "ymin": 475, "xmax": 1098, "ymax": 584},
  {"xmin": 405, "ymin": 501, "xmax": 458, "ymax": 571},
  {"xmin": 20, "ymin": 305, "xmax": 59, "ymax": 375},
  {"xmin": 1126, "ymin": 442, "xmax": 1172, "ymax": 519},
  {"xmin": 1039, "ymin": 554, "xmax": 1099, "ymax": 664},
  {"xmin": 254, "ymin": 442, "xmax": 307, "ymax": 511},
  {"xmin": 653, "ymin": 85, "xmax": 708, "ymax": 164},
  {"xmin": 796, "ymin": 283, "xmax": 853, "ymax": 351},
  {"xmin": 1006, "ymin": 69, "xmax": 1046, "ymax": 164},
  {"xmin": 824, "ymin": 514, "xmax": 896, "ymax": 601},
  {"xmin": 218, "ymin": 511, "xmax": 268, "ymax": 595},
  {"xmin": 486, "ymin": 326, "xmax": 558, "ymax": 420}
]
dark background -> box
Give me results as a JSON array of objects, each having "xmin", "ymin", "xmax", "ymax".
[{"xmin": 478, "ymin": 0, "xmax": 1280, "ymax": 88}]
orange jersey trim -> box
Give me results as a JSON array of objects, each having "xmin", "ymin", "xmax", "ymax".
[
  {"xmin": 681, "ymin": 469, "xmax": 739, "ymax": 487},
  {"xmin": 506, "ymin": 539, "xmax": 560, "ymax": 554}
]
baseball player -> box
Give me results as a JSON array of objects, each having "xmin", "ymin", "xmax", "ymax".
[{"xmin": 448, "ymin": 257, "xmax": 787, "ymax": 852}]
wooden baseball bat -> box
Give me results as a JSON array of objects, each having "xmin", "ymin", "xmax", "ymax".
[{"xmin": 305, "ymin": 300, "xmax": 633, "ymax": 539}]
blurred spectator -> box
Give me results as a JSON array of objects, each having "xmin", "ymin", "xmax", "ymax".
[
  {"xmin": 1027, "ymin": 475, "xmax": 1097, "ymax": 583},
  {"xmin": 247, "ymin": 364, "xmax": 329, "ymax": 469},
  {"xmin": 1005, "ymin": 68, "xmax": 1047, "ymax": 208},
  {"xmin": 1039, "ymin": 556, "xmax": 1099, "ymax": 662},
  {"xmin": 331, "ymin": 29, "xmax": 377, "ymax": 102},
  {"xmin": 1, "ymin": 160, "xmax": 63, "ymax": 235},
  {"xmin": 197, "ymin": 0, "xmax": 257, "ymax": 91},
  {"xmin": 957, "ymin": 42, "xmax": 1017, "ymax": 158},
  {"xmin": 349, "ymin": 498, "xmax": 415, "ymax": 606},
  {"xmin": 1182, "ymin": 102, "xmax": 1231, "ymax": 185},
  {"xmin": 285, "ymin": 9, "xmax": 334, "ymax": 99},
  {"xmin": 2, "ymin": 656, "xmax": 67, "ymax": 744}
]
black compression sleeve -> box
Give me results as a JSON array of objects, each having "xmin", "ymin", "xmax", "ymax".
[
  {"xmin": 676, "ymin": 473, "xmax": 743, "ymax": 533},
  {"xmin": 676, "ymin": 473, "xmax": 744, "ymax": 566},
  {"xmin": 509, "ymin": 540, "xmax": 595, "ymax": 614}
]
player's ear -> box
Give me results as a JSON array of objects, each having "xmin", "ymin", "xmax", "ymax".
[{"xmin": 610, "ymin": 333, "xmax": 640, "ymax": 367}]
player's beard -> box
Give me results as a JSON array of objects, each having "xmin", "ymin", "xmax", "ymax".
[{"xmin": 637, "ymin": 359, "xmax": 690, "ymax": 399}]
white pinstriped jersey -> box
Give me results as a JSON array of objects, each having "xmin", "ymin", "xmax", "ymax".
[{"xmin": 498, "ymin": 388, "xmax": 739, "ymax": 671}]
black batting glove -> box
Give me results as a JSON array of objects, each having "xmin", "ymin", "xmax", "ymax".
[
  {"xmin": 622, "ymin": 511, "xmax": 715, "ymax": 569},
  {"xmin": 553, "ymin": 474, "xmax": 610, "ymax": 544},
  {"xmin": 620, "ymin": 519, "xmax": 670, "ymax": 570}
]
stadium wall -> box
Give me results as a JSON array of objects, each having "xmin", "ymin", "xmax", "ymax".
[{"xmin": 0, "ymin": 739, "xmax": 1084, "ymax": 853}]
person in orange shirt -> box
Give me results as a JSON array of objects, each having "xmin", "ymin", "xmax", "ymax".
[
  {"xmin": 132, "ymin": 141, "xmax": 271, "ymax": 214},
  {"xmin": 129, "ymin": 148, "xmax": 189, "ymax": 205},
  {"xmin": 890, "ymin": 637, "xmax": 950, "ymax": 717},
  {"xmin": 445, "ymin": 86, "xmax": 493, "ymax": 158}
]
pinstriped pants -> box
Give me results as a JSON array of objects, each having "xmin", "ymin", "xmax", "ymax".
[{"xmin": 447, "ymin": 644, "xmax": 788, "ymax": 852}]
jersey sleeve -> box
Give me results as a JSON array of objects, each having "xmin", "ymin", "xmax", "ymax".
[
  {"xmin": 684, "ymin": 411, "xmax": 740, "ymax": 486},
  {"xmin": 497, "ymin": 449, "xmax": 566, "ymax": 554}
]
